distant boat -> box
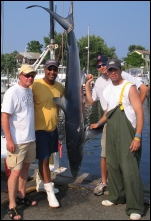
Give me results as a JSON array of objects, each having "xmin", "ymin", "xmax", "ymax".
[
  {"xmin": 1, "ymin": 82, "xmax": 7, "ymax": 104},
  {"xmin": 1, "ymin": 75, "xmax": 18, "ymax": 87},
  {"xmin": 125, "ymin": 68, "xmax": 149, "ymax": 86},
  {"xmin": 34, "ymin": 64, "xmax": 66, "ymax": 83},
  {"xmin": 1, "ymin": 76, "xmax": 8, "ymax": 85}
]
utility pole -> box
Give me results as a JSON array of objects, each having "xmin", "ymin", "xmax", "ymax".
[{"xmin": 87, "ymin": 25, "xmax": 90, "ymax": 74}]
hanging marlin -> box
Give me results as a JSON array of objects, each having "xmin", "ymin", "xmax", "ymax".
[{"xmin": 26, "ymin": 5, "xmax": 104, "ymax": 177}]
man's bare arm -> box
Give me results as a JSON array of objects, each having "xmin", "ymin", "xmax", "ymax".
[
  {"xmin": 1, "ymin": 112, "xmax": 15, "ymax": 152},
  {"xmin": 129, "ymin": 86, "xmax": 144, "ymax": 152},
  {"xmin": 90, "ymin": 110, "xmax": 107, "ymax": 129},
  {"xmin": 139, "ymin": 84, "xmax": 149, "ymax": 104},
  {"xmin": 85, "ymin": 74, "xmax": 95, "ymax": 106}
]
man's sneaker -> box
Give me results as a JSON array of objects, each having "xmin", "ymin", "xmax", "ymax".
[
  {"xmin": 94, "ymin": 182, "xmax": 107, "ymax": 196},
  {"xmin": 130, "ymin": 213, "xmax": 141, "ymax": 220},
  {"xmin": 102, "ymin": 200, "xmax": 114, "ymax": 206}
]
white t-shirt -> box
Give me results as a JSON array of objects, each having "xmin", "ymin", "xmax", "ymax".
[
  {"xmin": 92, "ymin": 71, "xmax": 142, "ymax": 111},
  {"xmin": 1, "ymin": 83, "xmax": 35, "ymax": 144},
  {"xmin": 103, "ymin": 80, "xmax": 136, "ymax": 128}
]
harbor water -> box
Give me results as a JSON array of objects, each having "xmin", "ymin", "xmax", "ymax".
[{"xmin": 58, "ymin": 96, "xmax": 150, "ymax": 185}]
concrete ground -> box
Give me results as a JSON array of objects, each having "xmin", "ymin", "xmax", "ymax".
[{"xmin": 1, "ymin": 170, "xmax": 150, "ymax": 220}]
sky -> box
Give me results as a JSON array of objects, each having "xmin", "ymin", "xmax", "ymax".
[{"xmin": 1, "ymin": 1, "xmax": 150, "ymax": 60}]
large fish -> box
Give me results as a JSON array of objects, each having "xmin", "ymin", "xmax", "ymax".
[{"xmin": 26, "ymin": 5, "xmax": 103, "ymax": 177}]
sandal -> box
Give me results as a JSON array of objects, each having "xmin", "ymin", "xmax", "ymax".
[
  {"xmin": 7, "ymin": 207, "xmax": 22, "ymax": 220},
  {"xmin": 16, "ymin": 195, "xmax": 38, "ymax": 207}
]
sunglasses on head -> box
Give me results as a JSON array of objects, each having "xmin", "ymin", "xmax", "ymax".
[
  {"xmin": 96, "ymin": 63, "xmax": 107, "ymax": 69},
  {"xmin": 21, "ymin": 73, "xmax": 36, "ymax": 78}
]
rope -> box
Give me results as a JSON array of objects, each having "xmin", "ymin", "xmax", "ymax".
[{"xmin": 66, "ymin": 24, "xmax": 74, "ymax": 33}]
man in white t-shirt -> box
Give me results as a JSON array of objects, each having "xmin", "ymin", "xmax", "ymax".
[
  {"xmin": 1, "ymin": 64, "xmax": 38, "ymax": 220},
  {"xmin": 85, "ymin": 55, "xmax": 149, "ymax": 196},
  {"xmin": 89, "ymin": 59, "xmax": 144, "ymax": 220}
]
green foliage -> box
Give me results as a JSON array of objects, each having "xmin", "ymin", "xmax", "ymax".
[
  {"xmin": 27, "ymin": 40, "xmax": 43, "ymax": 53},
  {"xmin": 78, "ymin": 35, "xmax": 117, "ymax": 75},
  {"xmin": 128, "ymin": 45, "xmax": 146, "ymax": 54},
  {"xmin": 1, "ymin": 51, "xmax": 19, "ymax": 76},
  {"xmin": 1, "ymin": 34, "xmax": 148, "ymax": 77},
  {"xmin": 123, "ymin": 52, "xmax": 145, "ymax": 68}
]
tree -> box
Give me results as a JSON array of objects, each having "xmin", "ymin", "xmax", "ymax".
[
  {"xmin": 77, "ymin": 35, "xmax": 117, "ymax": 74},
  {"xmin": 1, "ymin": 51, "xmax": 19, "ymax": 76},
  {"xmin": 43, "ymin": 33, "xmax": 118, "ymax": 72},
  {"xmin": 26, "ymin": 40, "xmax": 43, "ymax": 53},
  {"xmin": 123, "ymin": 52, "xmax": 145, "ymax": 68},
  {"xmin": 128, "ymin": 45, "xmax": 146, "ymax": 54}
]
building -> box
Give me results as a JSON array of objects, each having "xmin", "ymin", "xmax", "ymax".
[
  {"xmin": 133, "ymin": 50, "xmax": 150, "ymax": 71},
  {"xmin": 15, "ymin": 52, "xmax": 41, "ymax": 66}
]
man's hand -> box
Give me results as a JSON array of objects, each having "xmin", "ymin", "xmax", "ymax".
[
  {"xmin": 6, "ymin": 139, "xmax": 16, "ymax": 152},
  {"xmin": 89, "ymin": 123, "xmax": 99, "ymax": 129},
  {"xmin": 86, "ymin": 74, "xmax": 94, "ymax": 84},
  {"xmin": 129, "ymin": 139, "xmax": 141, "ymax": 152}
]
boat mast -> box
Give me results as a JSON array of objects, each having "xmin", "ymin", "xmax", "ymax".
[
  {"xmin": 61, "ymin": 1, "xmax": 73, "ymax": 67},
  {"xmin": 61, "ymin": 1, "xmax": 64, "ymax": 66},
  {"xmin": 49, "ymin": 1, "xmax": 55, "ymax": 59},
  {"xmin": 1, "ymin": 1, "xmax": 4, "ymax": 54},
  {"xmin": 69, "ymin": 1, "xmax": 74, "ymax": 23}
]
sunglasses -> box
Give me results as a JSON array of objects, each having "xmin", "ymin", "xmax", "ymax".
[
  {"xmin": 96, "ymin": 63, "xmax": 107, "ymax": 68},
  {"xmin": 21, "ymin": 73, "xmax": 36, "ymax": 78},
  {"xmin": 47, "ymin": 67, "xmax": 58, "ymax": 72}
]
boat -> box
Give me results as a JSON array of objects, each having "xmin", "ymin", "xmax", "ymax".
[
  {"xmin": 34, "ymin": 64, "xmax": 66, "ymax": 83},
  {"xmin": 1, "ymin": 75, "xmax": 18, "ymax": 87},
  {"xmin": 16, "ymin": 44, "xmax": 67, "ymax": 84},
  {"xmin": 9, "ymin": 77, "xmax": 18, "ymax": 86},
  {"xmin": 1, "ymin": 82, "xmax": 8, "ymax": 104},
  {"xmin": 1, "ymin": 76, "xmax": 8, "ymax": 85},
  {"xmin": 125, "ymin": 68, "xmax": 149, "ymax": 86}
]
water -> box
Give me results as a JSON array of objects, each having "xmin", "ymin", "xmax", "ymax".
[
  {"xmin": 139, "ymin": 96, "xmax": 150, "ymax": 184},
  {"xmin": 58, "ymin": 97, "xmax": 150, "ymax": 185}
]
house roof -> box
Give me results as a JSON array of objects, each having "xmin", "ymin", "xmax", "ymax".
[
  {"xmin": 134, "ymin": 50, "xmax": 150, "ymax": 55},
  {"xmin": 15, "ymin": 52, "xmax": 40, "ymax": 59}
]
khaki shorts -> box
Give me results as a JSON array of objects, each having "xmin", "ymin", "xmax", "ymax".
[
  {"xmin": 6, "ymin": 141, "xmax": 36, "ymax": 170},
  {"xmin": 101, "ymin": 123, "xmax": 107, "ymax": 158}
]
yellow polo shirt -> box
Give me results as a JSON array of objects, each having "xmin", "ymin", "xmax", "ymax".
[{"xmin": 31, "ymin": 78, "xmax": 65, "ymax": 131}]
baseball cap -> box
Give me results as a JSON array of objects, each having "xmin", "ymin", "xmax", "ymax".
[
  {"xmin": 19, "ymin": 64, "xmax": 36, "ymax": 74},
  {"xmin": 106, "ymin": 59, "xmax": 121, "ymax": 70},
  {"xmin": 96, "ymin": 55, "xmax": 108, "ymax": 64},
  {"xmin": 45, "ymin": 59, "xmax": 59, "ymax": 68}
]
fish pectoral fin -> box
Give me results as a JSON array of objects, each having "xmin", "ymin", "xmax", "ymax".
[
  {"xmin": 84, "ymin": 125, "xmax": 104, "ymax": 142},
  {"xmin": 53, "ymin": 96, "xmax": 66, "ymax": 112}
]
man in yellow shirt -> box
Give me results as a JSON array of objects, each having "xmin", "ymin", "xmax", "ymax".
[{"xmin": 31, "ymin": 59, "xmax": 65, "ymax": 208}]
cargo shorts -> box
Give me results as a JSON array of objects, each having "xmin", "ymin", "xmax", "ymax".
[{"xmin": 6, "ymin": 141, "xmax": 36, "ymax": 170}]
